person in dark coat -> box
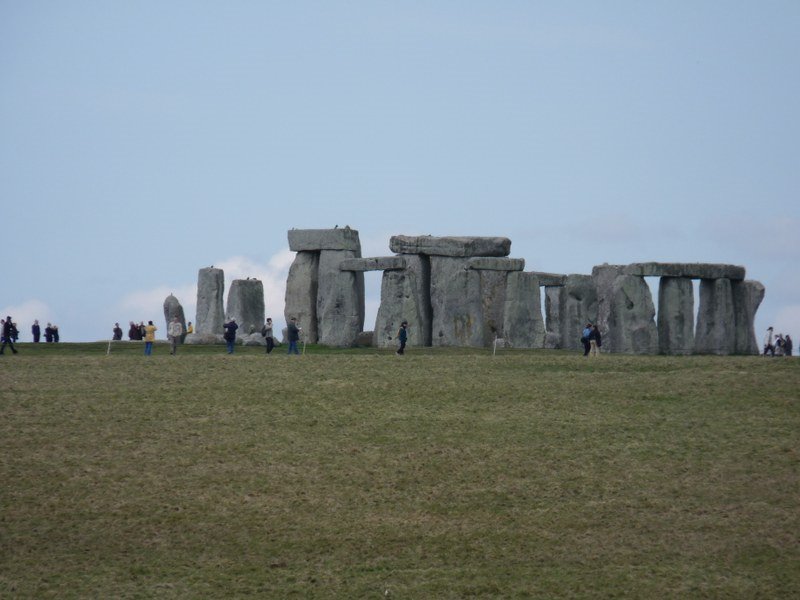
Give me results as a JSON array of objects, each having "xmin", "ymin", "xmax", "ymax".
[
  {"xmin": 286, "ymin": 317, "xmax": 301, "ymax": 355},
  {"xmin": 32, "ymin": 320, "xmax": 41, "ymax": 343},
  {"xmin": 223, "ymin": 318, "xmax": 238, "ymax": 354},
  {"xmin": 52, "ymin": 324, "xmax": 59, "ymax": 343},
  {"xmin": 784, "ymin": 335, "xmax": 793, "ymax": 357},
  {"xmin": 581, "ymin": 323, "xmax": 593, "ymax": 357},
  {"xmin": 0, "ymin": 316, "xmax": 19, "ymax": 354},
  {"xmin": 44, "ymin": 323, "xmax": 54, "ymax": 343},
  {"xmin": 261, "ymin": 318, "xmax": 275, "ymax": 354},
  {"xmin": 589, "ymin": 324, "xmax": 602, "ymax": 356},
  {"xmin": 112, "ymin": 323, "xmax": 123, "ymax": 341},
  {"xmin": 396, "ymin": 321, "xmax": 408, "ymax": 355}
]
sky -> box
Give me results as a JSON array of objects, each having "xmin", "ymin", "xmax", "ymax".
[{"xmin": 2, "ymin": 2, "xmax": 798, "ymax": 343}]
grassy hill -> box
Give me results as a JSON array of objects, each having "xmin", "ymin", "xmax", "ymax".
[{"xmin": 1, "ymin": 344, "xmax": 798, "ymax": 598}]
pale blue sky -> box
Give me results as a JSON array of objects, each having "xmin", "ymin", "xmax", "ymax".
[{"xmin": 2, "ymin": 2, "xmax": 798, "ymax": 342}]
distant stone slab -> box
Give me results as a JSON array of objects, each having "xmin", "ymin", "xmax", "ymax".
[
  {"xmin": 339, "ymin": 256, "xmax": 407, "ymax": 271},
  {"xmin": 623, "ymin": 262, "xmax": 745, "ymax": 280},
  {"xmin": 390, "ymin": 235, "xmax": 511, "ymax": 257},
  {"xmin": 531, "ymin": 272, "xmax": 568, "ymax": 286},
  {"xmin": 288, "ymin": 228, "xmax": 361, "ymax": 252},
  {"xmin": 465, "ymin": 257, "xmax": 525, "ymax": 271}
]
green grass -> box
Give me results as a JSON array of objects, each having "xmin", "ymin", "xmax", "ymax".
[{"xmin": 1, "ymin": 343, "xmax": 798, "ymax": 598}]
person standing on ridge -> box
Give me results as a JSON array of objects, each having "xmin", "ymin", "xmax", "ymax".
[
  {"xmin": 0, "ymin": 316, "xmax": 18, "ymax": 354},
  {"xmin": 144, "ymin": 320, "xmax": 157, "ymax": 356}
]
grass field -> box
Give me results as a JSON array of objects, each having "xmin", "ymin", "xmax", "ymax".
[{"xmin": 1, "ymin": 342, "xmax": 798, "ymax": 598}]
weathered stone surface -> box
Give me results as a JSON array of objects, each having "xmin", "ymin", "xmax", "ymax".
[
  {"xmin": 163, "ymin": 294, "xmax": 187, "ymax": 343},
  {"xmin": 530, "ymin": 272, "xmax": 567, "ymax": 286},
  {"xmin": 657, "ymin": 277, "xmax": 694, "ymax": 355},
  {"xmin": 284, "ymin": 251, "xmax": 319, "ymax": 343},
  {"xmin": 466, "ymin": 257, "xmax": 525, "ymax": 271},
  {"xmin": 430, "ymin": 256, "xmax": 485, "ymax": 346},
  {"xmin": 316, "ymin": 249, "xmax": 365, "ymax": 347},
  {"xmin": 559, "ymin": 275, "xmax": 599, "ymax": 351},
  {"xmin": 339, "ymin": 256, "xmax": 406, "ymax": 271},
  {"xmin": 732, "ymin": 280, "xmax": 765, "ymax": 355},
  {"xmin": 288, "ymin": 228, "xmax": 361, "ymax": 252},
  {"xmin": 184, "ymin": 333, "xmax": 224, "ymax": 345},
  {"xmin": 390, "ymin": 235, "xmax": 511, "ymax": 257},
  {"xmin": 592, "ymin": 264, "xmax": 625, "ymax": 342},
  {"xmin": 195, "ymin": 267, "xmax": 225, "ymax": 335},
  {"xmin": 623, "ymin": 262, "xmax": 745, "ymax": 281},
  {"xmin": 503, "ymin": 272, "xmax": 545, "ymax": 348},
  {"xmin": 607, "ymin": 275, "xmax": 657, "ymax": 354},
  {"xmin": 695, "ymin": 278, "xmax": 736, "ymax": 355},
  {"xmin": 226, "ymin": 279, "xmax": 265, "ymax": 336},
  {"xmin": 355, "ymin": 331, "xmax": 375, "ymax": 347},
  {"xmin": 240, "ymin": 333, "xmax": 266, "ymax": 346},
  {"xmin": 479, "ymin": 269, "xmax": 509, "ymax": 345},
  {"xmin": 374, "ymin": 254, "xmax": 432, "ymax": 348},
  {"xmin": 544, "ymin": 287, "xmax": 563, "ymax": 349}
]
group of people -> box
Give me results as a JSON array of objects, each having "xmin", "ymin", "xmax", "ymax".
[
  {"xmin": 0, "ymin": 318, "xmax": 60, "ymax": 352},
  {"xmin": 580, "ymin": 323, "xmax": 602, "ymax": 357},
  {"xmin": 763, "ymin": 327, "xmax": 793, "ymax": 357},
  {"xmin": 124, "ymin": 320, "xmax": 192, "ymax": 342}
]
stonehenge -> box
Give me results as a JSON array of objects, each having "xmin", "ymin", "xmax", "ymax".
[{"xmin": 183, "ymin": 228, "xmax": 764, "ymax": 355}]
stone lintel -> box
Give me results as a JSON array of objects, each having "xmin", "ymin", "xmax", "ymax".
[
  {"xmin": 530, "ymin": 272, "xmax": 567, "ymax": 286},
  {"xmin": 623, "ymin": 262, "xmax": 745, "ymax": 280},
  {"xmin": 389, "ymin": 235, "xmax": 511, "ymax": 257},
  {"xmin": 288, "ymin": 228, "xmax": 361, "ymax": 252},
  {"xmin": 339, "ymin": 256, "xmax": 407, "ymax": 272},
  {"xmin": 465, "ymin": 257, "xmax": 525, "ymax": 271}
]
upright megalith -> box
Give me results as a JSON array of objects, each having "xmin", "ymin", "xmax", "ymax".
[
  {"xmin": 503, "ymin": 272, "xmax": 545, "ymax": 348},
  {"xmin": 732, "ymin": 280, "xmax": 765, "ymax": 355},
  {"xmin": 591, "ymin": 264, "xmax": 625, "ymax": 341},
  {"xmin": 695, "ymin": 278, "xmax": 736, "ymax": 355},
  {"xmin": 544, "ymin": 286, "xmax": 564, "ymax": 349},
  {"xmin": 559, "ymin": 275, "xmax": 598, "ymax": 351},
  {"xmin": 607, "ymin": 275, "xmax": 657, "ymax": 354},
  {"xmin": 195, "ymin": 267, "xmax": 225, "ymax": 335},
  {"xmin": 657, "ymin": 277, "xmax": 695, "ymax": 355},
  {"xmin": 163, "ymin": 294, "xmax": 187, "ymax": 343},
  {"xmin": 284, "ymin": 252, "xmax": 319, "ymax": 343},
  {"xmin": 226, "ymin": 279, "xmax": 265, "ymax": 336},
  {"xmin": 316, "ymin": 249, "xmax": 365, "ymax": 347},
  {"xmin": 374, "ymin": 254, "xmax": 431, "ymax": 348},
  {"xmin": 430, "ymin": 256, "xmax": 485, "ymax": 347}
]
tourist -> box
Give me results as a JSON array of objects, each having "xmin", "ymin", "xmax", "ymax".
[
  {"xmin": 590, "ymin": 324, "xmax": 602, "ymax": 356},
  {"xmin": 0, "ymin": 319, "xmax": 4, "ymax": 343},
  {"xmin": 775, "ymin": 334, "xmax": 785, "ymax": 356},
  {"xmin": 167, "ymin": 317, "xmax": 183, "ymax": 355},
  {"xmin": 128, "ymin": 321, "xmax": 137, "ymax": 340},
  {"xmin": 186, "ymin": 321, "xmax": 194, "ymax": 335},
  {"xmin": 396, "ymin": 321, "xmax": 408, "ymax": 355},
  {"xmin": 112, "ymin": 323, "xmax": 123, "ymax": 341},
  {"xmin": 51, "ymin": 324, "xmax": 59, "ymax": 343},
  {"xmin": 223, "ymin": 318, "xmax": 238, "ymax": 354},
  {"xmin": 138, "ymin": 322, "xmax": 146, "ymax": 340},
  {"xmin": 44, "ymin": 322, "xmax": 54, "ymax": 343},
  {"xmin": 9, "ymin": 319, "xmax": 19, "ymax": 342},
  {"xmin": 784, "ymin": 335, "xmax": 793, "ymax": 357},
  {"xmin": 261, "ymin": 317, "xmax": 275, "ymax": 354},
  {"xmin": 32, "ymin": 320, "xmax": 41, "ymax": 343},
  {"xmin": 0, "ymin": 316, "xmax": 18, "ymax": 354},
  {"xmin": 286, "ymin": 317, "xmax": 301, "ymax": 355},
  {"xmin": 581, "ymin": 323, "xmax": 593, "ymax": 357},
  {"xmin": 144, "ymin": 320, "xmax": 157, "ymax": 355},
  {"xmin": 763, "ymin": 327, "xmax": 775, "ymax": 356}
]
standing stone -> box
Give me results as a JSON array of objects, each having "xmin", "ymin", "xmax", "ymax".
[
  {"xmin": 163, "ymin": 294, "xmax": 187, "ymax": 344},
  {"xmin": 374, "ymin": 254, "xmax": 432, "ymax": 348},
  {"xmin": 695, "ymin": 278, "xmax": 736, "ymax": 355},
  {"xmin": 607, "ymin": 275, "xmax": 657, "ymax": 354},
  {"xmin": 226, "ymin": 279, "xmax": 265, "ymax": 336},
  {"xmin": 657, "ymin": 277, "xmax": 694, "ymax": 355},
  {"xmin": 195, "ymin": 267, "xmax": 225, "ymax": 335},
  {"xmin": 284, "ymin": 251, "xmax": 319, "ymax": 343},
  {"xmin": 316, "ymin": 249, "xmax": 365, "ymax": 347},
  {"xmin": 559, "ymin": 275, "xmax": 598, "ymax": 351},
  {"xmin": 430, "ymin": 256, "xmax": 484, "ymax": 347},
  {"xmin": 592, "ymin": 264, "xmax": 625, "ymax": 342},
  {"xmin": 732, "ymin": 280, "xmax": 765, "ymax": 355},
  {"xmin": 503, "ymin": 272, "xmax": 545, "ymax": 348},
  {"xmin": 544, "ymin": 286, "xmax": 563, "ymax": 349},
  {"xmin": 479, "ymin": 269, "xmax": 510, "ymax": 345}
]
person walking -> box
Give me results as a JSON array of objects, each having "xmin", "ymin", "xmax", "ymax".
[
  {"xmin": 112, "ymin": 322, "xmax": 123, "ymax": 341},
  {"xmin": 143, "ymin": 320, "xmax": 157, "ymax": 355},
  {"xmin": 261, "ymin": 318, "xmax": 275, "ymax": 354},
  {"xmin": 0, "ymin": 316, "xmax": 18, "ymax": 354},
  {"xmin": 396, "ymin": 321, "xmax": 408, "ymax": 355},
  {"xmin": 589, "ymin": 324, "xmax": 602, "ymax": 356},
  {"xmin": 581, "ymin": 323, "xmax": 593, "ymax": 357},
  {"xmin": 223, "ymin": 318, "xmax": 238, "ymax": 354},
  {"xmin": 32, "ymin": 320, "xmax": 41, "ymax": 343},
  {"xmin": 286, "ymin": 317, "xmax": 301, "ymax": 355},
  {"xmin": 763, "ymin": 327, "xmax": 775, "ymax": 356},
  {"xmin": 167, "ymin": 317, "xmax": 183, "ymax": 355}
]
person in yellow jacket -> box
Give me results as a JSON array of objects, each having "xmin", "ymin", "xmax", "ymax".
[{"xmin": 144, "ymin": 320, "xmax": 157, "ymax": 356}]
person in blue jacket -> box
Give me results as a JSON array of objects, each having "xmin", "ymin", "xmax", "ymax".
[
  {"xmin": 396, "ymin": 321, "xmax": 408, "ymax": 355},
  {"xmin": 223, "ymin": 318, "xmax": 238, "ymax": 354}
]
